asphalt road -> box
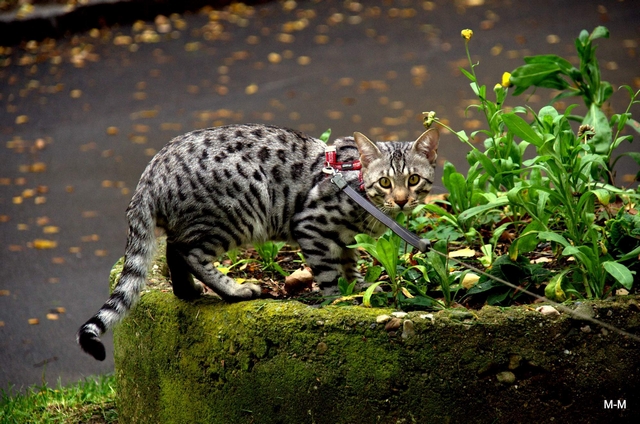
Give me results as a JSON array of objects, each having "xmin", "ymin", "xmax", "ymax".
[{"xmin": 1, "ymin": 0, "xmax": 639, "ymax": 391}]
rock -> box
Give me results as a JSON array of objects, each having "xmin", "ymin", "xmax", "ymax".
[
  {"xmin": 385, "ymin": 317, "xmax": 402, "ymax": 332},
  {"xmin": 401, "ymin": 320, "xmax": 415, "ymax": 339},
  {"xmin": 419, "ymin": 313, "xmax": 434, "ymax": 323},
  {"xmin": 284, "ymin": 268, "xmax": 313, "ymax": 294},
  {"xmin": 316, "ymin": 342, "xmax": 328, "ymax": 355},
  {"xmin": 496, "ymin": 371, "xmax": 516, "ymax": 385},
  {"xmin": 508, "ymin": 354, "xmax": 521, "ymax": 370},
  {"xmin": 376, "ymin": 314, "xmax": 391, "ymax": 324},
  {"xmin": 580, "ymin": 325, "xmax": 592, "ymax": 333},
  {"xmin": 616, "ymin": 288, "xmax": 629, "ymax": 296},
  {"xmin": 536, "ymin": 305, "xmax": 560, "ymax": 317},
  {"xmin": 392, "ymin": 311, "xmax": 408, "ymax": 318},
  {"xmin": 449, "ymin": 310, "xmax": 473, "ymax": 320},
  {"xmin": 571, "ymin": 303, "xmax": 595, "ymax": 322}
]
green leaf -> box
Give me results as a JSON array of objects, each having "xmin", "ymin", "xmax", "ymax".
[
  {"xmin": 523, "ymin": 54, "xmax": 574, "ymax": 73},
  {"xmin": 319, "ymin": 128, "xmax": 332, "ymax": 143},
  {"xmin": 502, "ymin": 113, "xmax": 544, "ymax": 147},
  {"xmin": 589, "ymin": 26, "xmax": 610, "ymax": 41},
  {"xmin": 510, "ymin": 63, "xmax": 562, "ymax": 95},
  {"xmin": 363, "ymin": 282, "xmax": 384, "ymax": 307},
  {"xmin": 625, "ymin": 118, "xmax": 640, "ymax": 134},
  {"xmin": 538, "ymin": 231, "xmax": 571, "ymax": 248},
  {"xmin": 376, "ymin": 237, "xmax": 399, "ymax": 282},
  {"xmin": 470, "ymin": 149, "xmax": 499, "ymax": 178},
  {"xmin": 562, "ymin": 246, "xmax": 594, "ymax": 269},
  {"xmin": 364, "ymin": 265, "xmax": 383, "ymax": 283},
  {"xmin": 512, "ymin": 221, "xmax": 546, "ymax": 258},
  {"xmin": 351, "ymin": 234, "xmax": 378, "ymax": 257},
  {"xmin": 459, "ymin": 67, "xmax": 475, "ymax": 82},
  {"xmin": 338, "ymin": 277, "xmax": 353, "ymax": 295},
  {"xmin": 618, "ymin": 245, "xmax": 640, "ymax": 262},
  {"xmin": 444, "ymin": 171, "xmax": 468, "ymax": 211},
  {"xmin": 545, "ymin": 270, "xmax": 570, "ymax": 301},
  {"xmin": 602, "ymin": 261, "xmax": 633, "ymax": 290},
  {"xmin": 457, "ymin": 196, "xmax": 509, "ymax": 224},
  {"xmin": 582, "ymin": 103, "xmax": 612, "ymax": 153}
]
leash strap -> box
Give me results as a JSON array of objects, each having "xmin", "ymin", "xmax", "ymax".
[{"xmin": 330, "ymin": 173, "xmax": 431, "ymax": 253}]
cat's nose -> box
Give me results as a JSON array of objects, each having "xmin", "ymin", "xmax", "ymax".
[{"xmin": 395, "ymin": 199, "xmax": 408, "ymax": 209}]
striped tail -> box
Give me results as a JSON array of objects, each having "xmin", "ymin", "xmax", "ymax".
[{"xmin": 77, "ymin": 194, "xmax": 156, "ymax": 361}]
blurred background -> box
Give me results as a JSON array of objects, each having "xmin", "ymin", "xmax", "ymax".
[{"xmin": 1, "ymin": 0, "xmax": 639, "ymax": 391}]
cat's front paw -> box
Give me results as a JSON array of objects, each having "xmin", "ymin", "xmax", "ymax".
[{"xmin": 228, "ymin": 283, "xmax": 262, "ymax": 301}]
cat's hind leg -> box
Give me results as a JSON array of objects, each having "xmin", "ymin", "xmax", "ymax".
[
  {"xmin": 296, "ymin": 239, "xmax": 347, "ymax": 295},
  {"xmin": 166, "ymin": 242, "xmax": 203, "ymax": 300},
  {"xmin": 341, "ymin": 247, "xmax": 363, "ymax": 285},
  {"xmin": 183, "ymin": 246, "xmax": 261, "ymax": 301}
]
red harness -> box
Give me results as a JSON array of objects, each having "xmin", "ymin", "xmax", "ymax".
[{"xmin": 323, "ymin": 146, "xmax": 364, "ymax": 191}]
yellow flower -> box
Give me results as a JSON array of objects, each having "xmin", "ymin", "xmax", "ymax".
[
  {"xmin": 501, "ymin": 71, "xmax": 513, "ymax": 87},
  {"xmin": 461, "ymin": 29, "xmax": 473, "ymax": 41}
]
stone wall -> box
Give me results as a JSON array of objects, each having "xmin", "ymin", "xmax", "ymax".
[{"xmin": 112, "ymin": 250, "xmax": 640, "ymax": 423}]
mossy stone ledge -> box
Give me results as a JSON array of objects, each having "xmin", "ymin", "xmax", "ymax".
[{"xmin": 112, "ymin": 246, "xmax": 640, "ymax": 423}]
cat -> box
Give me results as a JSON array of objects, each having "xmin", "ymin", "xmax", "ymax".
[{"xmin": 77, "ymin": 123, "xmax": 439, "ymax": 360}]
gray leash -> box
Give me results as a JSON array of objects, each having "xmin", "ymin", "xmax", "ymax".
[{"xmin": 330, "ymin": 173, "xmax": 430, "ymax": 253}]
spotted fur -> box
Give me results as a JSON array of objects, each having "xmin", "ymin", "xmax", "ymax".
[{"xmin": 77, "ymin": 124, "xmax": 439, "ymax": 360}]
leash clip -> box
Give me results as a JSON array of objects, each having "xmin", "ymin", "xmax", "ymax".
[{"xmin": 330, "ymin": 172, "xmax": 348, "ymax": 190}]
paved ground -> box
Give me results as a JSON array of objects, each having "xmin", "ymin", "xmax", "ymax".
[{"xmin": 1, "ymin": 0, "xmax": 639, "ymax": 391}]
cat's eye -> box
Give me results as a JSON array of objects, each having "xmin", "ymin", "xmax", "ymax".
[
  {"xmin": 408, "ymin": 174, "xmax": 420, "ymax": 186},
  {"xmin": 379, "ymin": 177, "xmax": 392, "ymax": 188}
]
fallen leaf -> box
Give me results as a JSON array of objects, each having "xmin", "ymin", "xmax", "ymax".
[
  {"xmin": 531, "ymin": 257, "xmax": 553, "ymax": 264},
  {"xmin": 46, "ymin": 313, "xmax": 59, "ymax": 321},
  {"xmin": 36, "ymin": 216, "xmax": 50, "ymax": 226},
  {"xmin": 28, "ymin": 318, "xmax": 39, "ymax": 325},
  {"xmin": 33, "ymin": 239, "xmax": 58, "ymax": 249},
  {"xmin": 0, "ymin": 290, "xmax": 10, "ymax": 296},
  {"xmin": 245, "ymin": 84, "xmax": 258, "ymax": 95},
  {"xmin": 449, "ymin": 248, "xmax": 476, "ymax": 258},
  {"xmin": 461, "ymin": 273, "xmax": 480, "ymax": 289}
]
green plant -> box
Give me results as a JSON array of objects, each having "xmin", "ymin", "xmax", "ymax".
[
  {"xmin": 350, "ymin": 213, "xmax": 443, "ymax": 310},
  {"xmin": 1, "ymin": 374, "xmax": 117, "ymax": 423},
  {"xmin": 420, "ymin": 26, "xmax": 639, "ymax": 303},
  {"xmin": 254, "ymin": 241, "xmax": 288, "ymax": 277},
  {"xmin": 338, "ymin": 276, "xmax": 357, "ymax": 296}
]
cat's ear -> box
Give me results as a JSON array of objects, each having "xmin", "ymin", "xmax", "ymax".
[
  {"xmin": 354, "ymin": 132, "xmax": 382, "ymax": 167},
  {"xmin": 411, "ymin": 128, "xmax": 439, "ymax": 164}
]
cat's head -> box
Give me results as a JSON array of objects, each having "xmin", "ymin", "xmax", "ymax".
[{"xmin": 354, "ymin": 129, "xmax": 439, "ymax": 216}]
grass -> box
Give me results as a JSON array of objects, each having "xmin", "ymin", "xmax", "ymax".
[{"xmin": 0, "ymin": 374, "xmax": 117, "ymax": 424}]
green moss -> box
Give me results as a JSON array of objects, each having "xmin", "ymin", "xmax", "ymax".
[{"xmin": 113, "ymin": 248, "xmax": 640, "ymax": 423}]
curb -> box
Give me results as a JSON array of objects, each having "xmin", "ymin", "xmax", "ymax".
[{"xmin": 0, "ymin": 0, "xmax": 269, "ymax": 45}]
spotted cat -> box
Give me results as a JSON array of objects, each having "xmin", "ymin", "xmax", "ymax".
[{"xmin": 77, "ymin": 124, "xmax": 439, "ymax": 360}]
